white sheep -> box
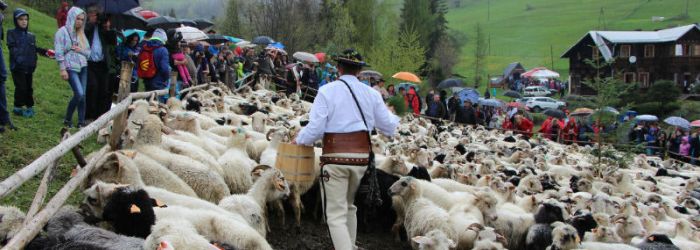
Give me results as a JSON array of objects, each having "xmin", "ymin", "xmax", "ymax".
[
  {"xmin": 218, "ymin": 127, "xmax": 259, "ymax": 194},
  {"xmin": 412, "ymin": 229, "xmax": 457, "ymax": 250},
  {"xmin": 0, "ymin": 206, "xmax": 25, "ymax": 244},
  {"xmin": 219, "ymin": 167, "xmax": 290, "ymax": 237}
]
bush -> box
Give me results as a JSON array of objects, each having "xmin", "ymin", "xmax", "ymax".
[
  {"xmin": 633, "ymin": 101, "xmax": 681, "ymax": 117},
  {"xmin": 530, "ymin": 113, "xmax": 547, "ymax": 124},
  {"xmin": 387, "ymin": 96, "xmax": 408, "ymax": 116}
]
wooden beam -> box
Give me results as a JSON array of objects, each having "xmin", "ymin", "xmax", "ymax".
[
  {"xmin": 169, "ymin": 72, "xmax": 178, "ymax": 99},
  {"xmin": 2, "ymin": 146, "xmax": 110, "ymax": 250},
  {"xmin": 22, "ymin": 129, "xmax": 71, "ymax": 224},
  {"xmin": 109, "ymin": 62, "xmax": 134, "ymax": 150},
  {"xmin": 0, "ymin": 96, "xmax": 132, "ymax": 198}
]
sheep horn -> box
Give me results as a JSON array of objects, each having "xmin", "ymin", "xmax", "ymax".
[{"xmin": 266, "ymin": 128, "xmax": 277, "ymax": 141}]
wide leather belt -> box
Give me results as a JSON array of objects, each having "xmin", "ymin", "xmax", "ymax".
[
  {"xmin": 322, "ymin": 131, "xmax": 371, "ymax": 155},
  {"xmin": 320, "ymin": 156, "xmax": 370, "ymax": 166}
]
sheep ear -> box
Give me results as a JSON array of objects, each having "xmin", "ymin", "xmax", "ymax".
[
  {"xmin": 129, "ymin": 204, "xmax": 141, "ymax": 214},
  {"xmin": 151, "ymin": 199, "xmax": 167, "ymax": 208},
  {"xmin": 251, "ymin": 168, "xmax": 265, "ymax": 177},
  {"xmin": 467, "ymin": 223, "xmax": 484, "ymax": 231},
  {"xmin": 411, "ymin": 236, "xmax": 433, "ymax": 246},
  {"xmin": 496, "ymin": 233, "xmax": 508, "ymax": 246}
]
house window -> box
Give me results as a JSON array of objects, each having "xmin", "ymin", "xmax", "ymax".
[
  {"xmin": 639, "ymin": 72, "xmax": 650, "ymax": 88},
  {"xmin": 620, "ymin": 45, "xmax": 631, "ymax": 58},
  {"xmin": 624, "ymin": 72, "xmax": 636, "ymax": 83},
  {"xmin": 675, "ymin": 44, "xmax": 686, "ymax": 56},
  {"xmin": 644, "ymin": 45, "xmax": 655, "ymax": 58},
  {"xmin": 693, "ymin": 44, "xmax": 700, "ymax": 57}
]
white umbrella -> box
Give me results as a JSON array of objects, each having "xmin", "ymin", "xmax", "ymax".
[
  {"xmin": 176, "ymin": 26, "xmax": 207, "ymax": 42},
  {"xmin": 531, "ymin": 69, "xmax": 560, "ymax": 79},
  {"xmin": 236, "ymin": 41, "xmax": 256, "ymax": 48},
  {"xmin": 293, "ymin": 52, "xmax": 319, "ymax": 63}
]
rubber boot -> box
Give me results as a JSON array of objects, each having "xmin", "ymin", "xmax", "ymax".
[{"xmin": 23, "ymin": 107, "xmax": 34, "ymax": 118}]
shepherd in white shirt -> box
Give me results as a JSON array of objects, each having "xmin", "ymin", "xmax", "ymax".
[{"xmin": 294, "ymin": 49, "xmax": 399, "ymax": 250}]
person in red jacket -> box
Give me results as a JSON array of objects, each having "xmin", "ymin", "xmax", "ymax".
[
  {"xmin": 404, "ymin": 86, "xmax": 420, "ymax": 115},
  {"xmin": 56, "ymin": 1, "xmax": 69, "ymax": 28},
  {"xmin": 514, "ymin": 114, "xmax": 533, "ymax": 138},
  {"xmin": 562, "ymin": 117, "xmax": 578, "ymax": 144},
  {"xmin": 539, "ymin": 116, "xmax": 553, "ymax": 139}
]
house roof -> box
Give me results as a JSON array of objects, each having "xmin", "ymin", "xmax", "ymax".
[
  {"xmin": 503, "ymin": 62, "xmax": 525, "ymax": 77},
  {"xmin": 562, "ymin": 24, "xmax": 700, "ymax": 61}
]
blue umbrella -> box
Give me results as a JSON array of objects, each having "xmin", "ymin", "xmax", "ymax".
[
  {"xmin": 224, "ymin": 36, "xmax": 242, "ymax": 43},
  {"xmin": 271, "ymin": 42, "xmax": 285, "ymax": 49},
  {"xmin": 457, "ymin": 88, "xmax": 480, "ymax": 105},
  {"xmin": 663, "ymin": 116, "xmax": 690, "ymax": 129},
  {"xmin": 636, "ymin": 114, "xmax": 659, "ymax": 122},
  {"xmin": 74, "ymin": 0, "xmax": 139, "ymax": 14},
  {"xmin": 252, "ymin": 36, "xmax": 275, "ymax": 45},
  {"xmin": 118, "ymin": 29, "xmax": 145, "ymax": 44},
  {"xmin": 479, "ymin": 98, "xmax": 503, "ymax": 107}
]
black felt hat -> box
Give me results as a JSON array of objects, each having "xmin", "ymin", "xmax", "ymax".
[{"xmin": 333, "ymin": 48, "xmax": 369, "ymax": 67}]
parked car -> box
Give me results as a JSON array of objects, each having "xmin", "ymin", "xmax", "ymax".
[
  {"xmin": 516, "ymin": 97, "xmax": 533, "ymax": 104},
  {"xmin": 526, "ymin": 97, "xmax": 566, "ymax": 112},
  {"xmin": 523, "ymin": 86, "xmax": 551, "ymax": 97}
]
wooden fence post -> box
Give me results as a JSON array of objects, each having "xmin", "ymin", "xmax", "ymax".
[
  {"xmin": 169, "ymin": 72, "xmax": 178, "ymax": 99},
  {"xmin": 109, "ymin": 62, "xmax": 134, "ymax": 150}
]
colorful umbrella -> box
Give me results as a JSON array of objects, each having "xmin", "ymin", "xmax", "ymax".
[
  {"xmin": 224, "ymin": 36, "xmax": 242, "ymax": 43},
  {"xmin": 663, "ymin": 116, "xmax": 690, "ymax": 129},
  {"xmin": 456, "ymin": 88, "xmax": 480, "ymax": 104},
  {"xmin": 315, "ymin": 53, "xmax": 326, "ymax": 63},
  {"xmin": 690, "ymin": 120, "xmax": 700, "ymax": 127},
  {"xmin": 479, "ymin": 98, "xmax": 503, "ymax": 107},
  {"xmin": 292, "ymin": 52, "xmax": 319, "ymax": 63},
  {"xmin": 392, "ymin": 72, "xmax": 421, "ymax": 83}
]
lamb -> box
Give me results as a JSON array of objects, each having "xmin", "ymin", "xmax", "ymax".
[
  {"xmin": 614, "ymin": 214, "xmax": 645, "ymax": 243},
  {"xmin": 133, "ymin": 115, "xmax": 230, "ymax": 202},
  {"xmin": 218, "ymin": 127, "xmax": 258, "ymax": 193},
  {"xmin": 101, "ymin": 185, "xmax": 159, "ymax": 238},
  {"xmin": 470, "ymin": 226, "xmax": 507, "ymax": 250},
  {"xmin": 259, "ymin": 128, "xmax": 290, "ymax": 167},
  {"xmin": 218, "ymin": 167, "xmax": 290, "ymax": 237},
  {"xmin": 0, "ymin": 206, "xmax": 25, "ymax": 245},
  {"xmin": 545, "ymin": 222, "xmax": 580, "ymax": 250},
  {"xmin": 165, "ymin": 112, "xmax": 228, "ymax": 153},
  {"xmin": 447, "ymin": 204, "xmax": 484, "ymax": 249},
  {"xmin": 474, "ymin": 190, "xmax": 534, "ymax": 250},
  {"xmin": 85, "ymin": 150, "xmax": 198, "ymax": 198},
  {"xmin": 250, "ymin": 111, "xmax": 269, "ymax": 133},
  {"xmin": 526, "ymin": 200, "xmax": 568, "ymax": 250},
  {"xmin": 143, "ymin": 219, "xmax": 222, "ymax": 250},
  {"xmin": 390, "ymin": 177, "xmax": 458, "ymax": 249},
  {"xmin": 411, "ymin": 229, "xmax": 457, "ymax": 250}
]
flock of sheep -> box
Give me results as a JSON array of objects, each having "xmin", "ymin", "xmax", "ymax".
[{"xmin": 0, "ymin": 81, "xmax": 699, "ymax": 250}]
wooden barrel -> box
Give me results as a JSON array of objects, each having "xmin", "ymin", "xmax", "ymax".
[{"xmin": 275, "ymin": 143, "xmax": 316, "ymax": 183}]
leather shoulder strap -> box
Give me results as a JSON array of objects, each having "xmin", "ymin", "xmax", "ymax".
[{"xmin": 339, "ymin": 79, "xmax": 369, "ymax": 131}]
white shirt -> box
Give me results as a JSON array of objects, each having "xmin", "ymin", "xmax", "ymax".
[{"xmin": 296, "ymin": 75, "xmax": 400, "ymax": 146}]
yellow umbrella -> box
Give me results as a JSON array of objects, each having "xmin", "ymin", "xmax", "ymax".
[{"xmin": 392, "ymin": 72, "xmax": 421, "ymax": 83}]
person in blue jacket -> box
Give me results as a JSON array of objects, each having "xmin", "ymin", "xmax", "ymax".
[
  {"xmin": 141, "ymin": 28, "xmax": 170, "ymax": 93},
  {"xmin": 7, "ymin": 8, "xmax": 48, "ymax": 118}
]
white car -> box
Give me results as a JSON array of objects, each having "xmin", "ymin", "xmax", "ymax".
[
  {"xmin": 526, "ymin": 97, "xmax": 566, "ymax": 112},
  {"xmin": 523, "ymin": 86, "xmax": 551, "ymax": 97}
]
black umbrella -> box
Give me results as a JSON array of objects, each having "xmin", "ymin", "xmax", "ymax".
[
  {"xmin": 116, "ymin": 7, "xmax": 148, "ymax": 30},
  {"xmin": 252, "ymin": 36, "xmax": 275, "ymax": 45},
  {"xmin": 544, "ymin": 109, "xmax": 566, "ymax": 119},
  {"xmin": 193, "ymin": 18, "xmax": 215, "ymax": 30},
  {"xmin": 205, "ymin": 34, "xmax": 229, "ymax": 45},
  {"xmin": 503, "ymin": 90, "xmax": 521, "ymax": 98},
  {"xmin": 147, "ymin": 16, "xmax": 181, "ymax": 30},
  {"xmin": 437, "ymin": 78, "xmax": 465, "ymax": 89},
  {"xmin": 74, "ymin": 0, "xmax": 140, "ymax": 14},
  {"xmin": 179, "ymin": 19, "xmax": 197, "ymax": 27}
]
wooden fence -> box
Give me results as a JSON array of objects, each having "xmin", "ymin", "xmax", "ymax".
[{"xmin": 0, "ymin": 63, "xmax": 256, "ymax": 250}]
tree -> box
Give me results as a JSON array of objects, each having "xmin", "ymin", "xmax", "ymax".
[
  {"xmin": 346, "ymin": 0, "xmax": 379, "ymax": 52},
  {"xmin": 473, "ymin": 23, "xmax": 488, "ymax": 89},
  {"xmin": 220, "ymin": 0, "xmax": 245, "ymax": 37},
  {"xmin": 367, "ymin": 28, "xmax": 426, "ymax": 85},
  {"xmin": 400, "ymin": 0, "xmax": 434, "ymax": 50},
  {"xmin": 317, "ymin": 0, "xmax": 356, "ymax": 53}
]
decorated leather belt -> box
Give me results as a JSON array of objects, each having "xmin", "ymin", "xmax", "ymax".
[{"xmin": 320, "ymin": 156, "xmax": 370, "ymax": 166}]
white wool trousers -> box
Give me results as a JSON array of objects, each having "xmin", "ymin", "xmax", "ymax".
[{"xmin": 321, "ymin": 153, "xmax": 368, "ymax": 250}]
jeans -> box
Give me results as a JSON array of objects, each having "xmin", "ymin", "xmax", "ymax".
[{"xmin": 66, "ymin": 68, "xmax": 88, "ymax": 125}]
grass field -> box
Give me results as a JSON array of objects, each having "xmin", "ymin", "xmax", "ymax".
[
  {"xmin": 0, "ymin": 1, "xmax": 98, "ymax": 209},
  {"xmin": 446, "ymin": 0, "xmax": 700, "ymax": 84}
]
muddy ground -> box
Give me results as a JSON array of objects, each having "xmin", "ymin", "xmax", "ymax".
[{"xmin": 266, "ymin": 185, "xmax": 411, "ymax": 250}]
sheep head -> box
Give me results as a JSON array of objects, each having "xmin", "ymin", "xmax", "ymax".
[
  {"xmin": 228, "ymin": 127, "xmax": 250, "ymax": 148},
  {"xmin": 83, "ymin": 181, "xmax": 128, "ymax": 219},
  {"xmin": 550, "ymin": 222, "xmax": 580, "ymax": 249},
  {"xmin": 412, "ymin": 229, "xmax": 457, "ymax": 250},
  {"xmin": 84, "ymin": 151, "xmax": 140, "ymax": 190},
  {"xmin": 389, "ymin": 177, "xmax": 420, "ymax": 201},
  {"xmin": 135, "ymin": 115, "xmax": 165, "ymax": 146},
  {"xmin": 0, "ymin": 206, "xmax": 25, "ymax": 245}
]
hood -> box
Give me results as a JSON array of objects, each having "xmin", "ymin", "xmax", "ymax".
[
  {"xmin": 150, "ymin": 28, "xmax": 168, "ymax": 44},
  {"xmin": 408, "ymin": 88, "xmax": 417, "ymax": 96},
  {"xmin": 65, "ymin": 7, "xmax": 85, "ymax": 37},
  {"xmin": 13, "ymin": 8, "xmax": 28, "ymax": 30}
]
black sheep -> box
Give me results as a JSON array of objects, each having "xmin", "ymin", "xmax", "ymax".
[
  {"xmin": 185, "ymin": 96, "xmax": 202, "ymax": 113},
  {"xmin": 26, "ymin": 235, "xmax": 107, "ymax": 250},
  {"xmin": 540, "ymin": 174, "xmax": 560, "ymax": 191},
  {"xmin": 102, "ymin": 187, "xmax": 158, "ymax": 238},
  {"xmin": 567, "ymin": 210, "xmax": 597, "ymax": 239},
  {"xmin": 407, "ymin": 166, "xmax": 431, "ymax": 182},
  {"xmin": 465, "ymin": 151, "xmax": 475, "ymax": 162},
  {"xmin": 434, "ymin": 154, "xmax": 447, "ymax": 164},
  {"xmin": 656, "ymin": 168, "xmax": 690, "ymax": 180},
  {"xmin": 569, "ymin": 175, "xmax": 581, "ymax": 193},
  {"xmin": 525, "ymin": 202, "xmax": 566, "ymax": 250},
  {"xmin": 637, "ymin": 234, "xmax": 680, "ymax": 250},
  {"xmin": 454, "ymin": 144, "xmax": 467, "ymax": 156}
]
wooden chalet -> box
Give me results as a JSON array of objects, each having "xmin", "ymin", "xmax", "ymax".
[{"xmin": 562, "ymin": 24, "xmax": 700, "ymax": 95}]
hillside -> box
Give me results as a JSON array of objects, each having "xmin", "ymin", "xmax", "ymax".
[
  {"xmin": 446, "ymin": 0, "xmax": 700, "ymax": 82},
  {"xmin": 0, "ymin": 1, "xmax": 96, "ymax": 208}
]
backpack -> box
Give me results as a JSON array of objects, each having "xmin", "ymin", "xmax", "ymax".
[{"xmin": 137, "ymin": 45, "xmax": 157, "ymax": 78}]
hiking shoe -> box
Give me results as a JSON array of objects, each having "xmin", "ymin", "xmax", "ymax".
[
  {"xmin": 63, "ymin": 120, "xmax": 73, "ymax": 128},
  {"xmin": 23, "ymin": 107, "xmax": 34, "ymax": 118},
  {"xmin": 12, "ymin": 107, "xmax": 23, "ymax": 116}
]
